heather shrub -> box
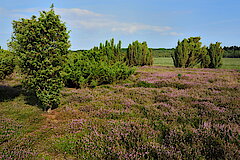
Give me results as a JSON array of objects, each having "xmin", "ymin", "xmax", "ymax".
[
  {"xmin": 1, "ymin": 64, "xmax": 239, "ymax": 159},
  {"xmin": 1, "ymin": 137, "xmax": 38, "ymax": 159},
  {"xmin": 63, "ymin": 50, "xmax": 135, "ymax": 88},
  {"xmin": 0, "ymin": 49, "xmax": 15, "ymax": 80},
  {"xmin": 126, "ymin": 41, "xmax": 153, "ymax": 66},
  {"xmin": 53, "ymin": 120, "xmax": 161, "ymax": 159},
  {"xmin": 9, "ymin": 6, "xmax": 70, "ymax": 110},
  {"xmin": 133, "ymin": 80, "xmax": 189, "ymax": 89},
  {"xmin": 172, "ymin": 37, "xmax": 207, "ymax": 68},
  {"xmin": 134, "ymin": 81, "xmax": 156, "ymax": 88}
]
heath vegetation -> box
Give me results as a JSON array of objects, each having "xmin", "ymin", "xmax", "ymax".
[{"xmin": 1, "ymin": 6, "xmax": 240, "ymax": 160}]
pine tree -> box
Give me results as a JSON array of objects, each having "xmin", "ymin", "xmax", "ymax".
[
  {"xmin": 93, "ymin": 38, "xmax": 124, "ymax": 63},
  {"xmin": 172, "ymin": 37, "xmax": 207, "ymax": 68},
  {"xmin": 207, "ymin": 42, "xmax": 224, "ymax": 68},
  {"xmin": 126, "ymin": 41, "xmax": 153, "ymax": 66},
  {"xmin": 201, "ymin": 54, "xmax": 211, "ymax": 68}
]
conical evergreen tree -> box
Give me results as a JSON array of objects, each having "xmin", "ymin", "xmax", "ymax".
[
  {"xmin": 126, "ymin": 41, "xmax": 153, "ymax": 66},
  {"xmin": 207, "ymin": 42, "xmax": 224, "ymax": 68},
  {"xmin": 172, "ymin": 37, "xmax": 207, "ymax": 68},
  {"xmin": 9, "ymin": 6, "xmax": 70, "ymax": 110}
]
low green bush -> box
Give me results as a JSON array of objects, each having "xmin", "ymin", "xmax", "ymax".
[
  {"xmin": 63, "ymin": 50, "xmax": 135, "ymax": 88},
  {"xmin": 92, "ymin": 38, "xmax": 124, "ymax": 62},
  {"xmin": 0, "ymin": 49, "xmax": 15, "ymax": 80}
]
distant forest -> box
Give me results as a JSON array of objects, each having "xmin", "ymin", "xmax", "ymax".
[
  {"xmin": 223, "ymin": 46, "xmax": 240, "ymax": 58},
  {"xmin": 73, "ymin": 46, "xmax": 240, "ymax": 58}
]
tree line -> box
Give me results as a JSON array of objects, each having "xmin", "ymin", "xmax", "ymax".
[{"xmin": 223, "ymin": 46, "xmax": 240, "ymax": 58}]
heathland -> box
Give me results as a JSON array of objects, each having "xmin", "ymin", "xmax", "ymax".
[
  {"xmin": 1, "ymin": 7, "xmax": 240, "ymax": 159},
  {"xmin": 0, "ymin": 61, "xmax": 239, "ymax": 159}
]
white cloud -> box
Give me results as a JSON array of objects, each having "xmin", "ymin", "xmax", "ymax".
[
  {"xmin": 169, "ymin": 32, "xmax": 183, "ymax": 36},
  {"xmin": 111, "ymin": 23, "xmax": 172, "ymax": 34},
  {"xmin": 56, "ymin": 8, "xmax": 103, "ymax": 17},
  {"xmin": 0, "ymin": 8, "xmax": 40, "ymax": 19},
  {"xmin": 55, "ymin": 8, "xmax": 180, "ymax": 35},
  {"xmin": 3, "ymin": 7, "xmax": 182, "ymax": 36}
]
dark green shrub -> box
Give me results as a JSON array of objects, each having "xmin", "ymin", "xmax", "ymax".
[
  {"xmin": 206, "ymin": 42, "xmax": 224, "ymax": 68},
  {"xmin": 92, "ymin": 38, "xmax": 124, "ymax": 62},
  {"xmin": 134, "ymin": 81, "xmax": 156, "ymax": 88},
  {"xmin": 0, "ymin": 49, "xmax": 15, "ymax": 80},
  {"xmin": 63, "ymin": 50, "xmax": 135, "ymax": 88},
  {"xmin": 9, "ymin": 6, "xmax": 70, "ymax": 110},
  {"xmin": 172, "ymin": 37, "xmax": 207, "ymax": 68},
  {"xmin": 126, "ymin": 41, "xmax": 153, "ymax": 66},
  {"xmin": 201, "ymin": 54, "xmax": 211, "ymax": 68}
]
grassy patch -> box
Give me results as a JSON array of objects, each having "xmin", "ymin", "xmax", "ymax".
[
  {"xmin": 221, "ymin": 58, "xmax": 240, "ymax": 69},
  {"xmin": 154, "ymin": 57, "xmax": 240, "ymax": 69},
  {"xmin": 153, "ymin": 57, "xmax": 174, "ymax": 66}
]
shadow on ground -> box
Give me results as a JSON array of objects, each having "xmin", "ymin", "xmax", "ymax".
[
  {"xmin": 0, "ymin": 84, "xmax": 58, "ymax": 111},
  {"xmin": 23, "ymin": 90, "xmax": 41, "ymax": 108},
  {"xmin": 0, "ymin": 85, "xmax": 22, "ymax": 102},
  {"xmin": 0, "ymin": 85, "xmax": 42, "ymax": 109}
]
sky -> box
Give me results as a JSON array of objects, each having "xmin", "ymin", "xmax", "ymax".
[{"xmin": 1, "ymin": 0, "xmax": 240, "ymax": 50}]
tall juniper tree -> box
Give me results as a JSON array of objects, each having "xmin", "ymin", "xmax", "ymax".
[
  {"xmin": 9, "ymin": 6, "xmax": 70, "ymax": 110},
  {"xmin": 92, "ymin": 38, "xmax": 123, "ymax": 63},
  {"xmin": 172, "ymin": 37, "xmax": 207, "ymax": 68},
  {"xmin": 126, "ymin": 41, "xmax": 153, "ymax": 66},
  {"xmin": 207, "ymin": 42, "xmax": 224, "ymax": 68}
]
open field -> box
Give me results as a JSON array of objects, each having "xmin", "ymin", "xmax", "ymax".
[
  {"xmin": 154, "ymin": 57, "xmax": 174, "ymax": 67},
  {"xmin": 221, "ymin": 58, "xmax": 240, "ymax": 69},
  {"xmin": 1, "ymin": 66, "xmax": 240, "ymax": 159},
  {"xmin": 154, "ymin": 57, "xmax": 240, "ymax": 69}
]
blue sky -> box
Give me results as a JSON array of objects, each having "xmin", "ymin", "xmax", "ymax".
[{"xmin": 1, "ymin": 0, "xmax": 240, "ymax": 50}]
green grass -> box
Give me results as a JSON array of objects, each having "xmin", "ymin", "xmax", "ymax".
[
  {"xmin": 153, "ymin": 57, "xmax": 174, "ymax": 67},
  {"xmin": 154, "ymin": 57, "xmax": 240, "ymax": 69},
  {"xmin": 221, "ymin": 58, "xmax": 240, "ymax": 69}
]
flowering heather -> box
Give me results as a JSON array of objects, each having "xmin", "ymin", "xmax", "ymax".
[
  {"xmin": 0, "ymin": 66, "xmax": 240, "ymax": 159},
  {"xmin": 0, "ymin": 116, "xmax": 22, "ymax": 144}
]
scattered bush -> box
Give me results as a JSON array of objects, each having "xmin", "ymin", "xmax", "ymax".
[
  {"xmin": 126, "ymin": 41, "xmax": 153, "ymax": 66},
  {"xmin": 205, "ymin": 42, "xmax": 224, "ymax": 68},
  {"xmin": 0, "ymin": 49, "xmax": 15, "ymax": 80},
  {"xmin": 92, "ymin": 38, "xmax": 124, "ymax": 62},
  {"xmin": 9, "ymin": 6, "xmax": 70, "ymax": 110},
  {"xmin": 63, "ymin": 50, "xmax": 135, "ymax": 88},
  {"xmin": 201, "ymin": 53, "xmax": 211, "ymax": 68},
  {"xmin": 172, "ymin": 37, "xmax": 207, "ymax": 68}
]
